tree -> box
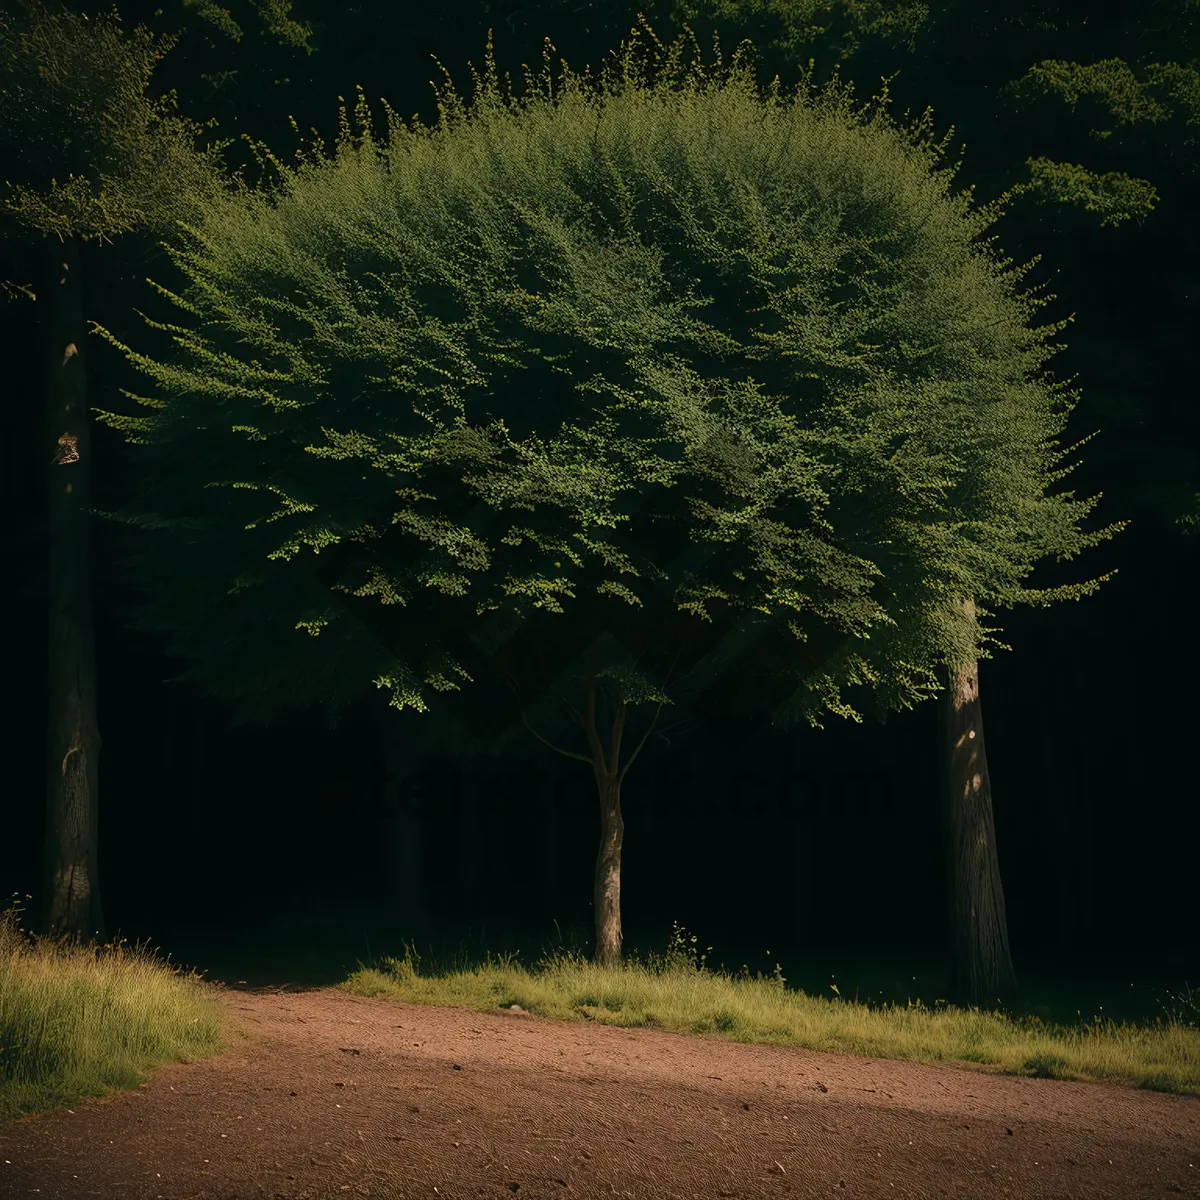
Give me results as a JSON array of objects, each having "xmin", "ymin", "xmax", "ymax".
[
  {"xmin": 90, "ymin": 17, "xmax": 1124, "ymax": 973},
  {"xmin": 930, "ymin": 1, "xmax": 1197, "ymax": 1011},
  {"xmin": 892, "ymin": 0, "xmax": 1196, "ymax": 1010},
  {"xmin": 0, "ymin": 0, "xmax": 316, "ymax": 945}
]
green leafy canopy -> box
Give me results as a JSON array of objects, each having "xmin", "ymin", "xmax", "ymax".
[{"xmin": 90, "ymin": 14, "xmax": 1126, "ymax": 733}]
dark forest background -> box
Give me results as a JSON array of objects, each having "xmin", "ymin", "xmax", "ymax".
[{"xmin": 2, "ymin": 0, "xmax": 1197, "ymax": 1020}]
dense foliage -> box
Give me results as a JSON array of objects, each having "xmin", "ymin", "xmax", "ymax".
[{"xmin": 89, "ymin": 18, "xmax": 1124, "ymax": 739}]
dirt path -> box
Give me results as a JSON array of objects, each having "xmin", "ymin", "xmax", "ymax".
[{"xmin": 1, "ymin": 983, "xmax": 1197, "ymax": 1199}]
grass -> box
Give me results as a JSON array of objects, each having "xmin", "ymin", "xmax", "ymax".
[
  {"xmin": 0, "ymin": 897, "xmax": 229, "ymax": 1124},
  {"xmin": 1, "ymin": 895, "xmax": 1198, "ymax": 1128}
]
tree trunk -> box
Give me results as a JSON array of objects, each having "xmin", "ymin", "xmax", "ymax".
[
  {"xmin": 592, "ymin": 767, "xmax": 625, "ymax": 970},
  {"xmin": 938, "ymin": 597, "xmax": 1018, "ymax": 1015},
  {"xmin": 519, "ymin": 653, "xmax": 666, "ymax": 973},
  {"xmin": 40, "ymin": 233, "xmax": 107, "ymax": 949}
]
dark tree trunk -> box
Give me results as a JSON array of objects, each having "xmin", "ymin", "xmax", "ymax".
[
  {"xmin": 40, "ymin": 234, "xmax": 106, "ymax": 949},
  {"xmin": 938, "ymin": 596, "xmax": 1018, "ymax": 1015}
]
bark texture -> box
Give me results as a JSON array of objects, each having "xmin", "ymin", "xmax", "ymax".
[
  {"xmin": 40, "ymin": 234, "xmax": 107, "ymax": 948},
  {"xmin": 592, "ymin": 768, "xmax": 625, "ymax": 970},
  {"xmin": 574, "ymin": 672, "xmax": 632, "ymax": 970},
  {"xmin": 939, "ymin": 597, "xmax": 1018, "ymax": 1014}
]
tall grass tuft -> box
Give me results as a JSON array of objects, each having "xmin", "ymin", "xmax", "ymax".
[{"xmin": 0, "ymin": 895, "xmax": 233, "ymax": 1123}]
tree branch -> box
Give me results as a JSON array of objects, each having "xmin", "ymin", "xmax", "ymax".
[
  {"xmin": 618, "ymin": 644, "xmax": 686, "ymax": 781},
  {"xmin": 504, "ymin": 675, "xmax": 594, "ymax": 765},
  {"xmin": 653, "ymin": 715, "xmax": 695, "ymax": 748},
  {"xmin": 618, "ymin": 699, "xmax": 665, "ymax": 783},
  {"xmin": 580, "ymin": 673, "xmax": 610, "ymax": 774},
  {"xmin": 548, "ymin": 683, "xmax": 586, "ymax": 727}
]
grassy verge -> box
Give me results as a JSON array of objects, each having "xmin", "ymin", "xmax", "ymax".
[
  {"xmin": 2, "ymin": 899, "xmax": 1197, "ymax": 1127},
  {"xmin": 0, "ymin": 899, "xmax": 231, "ymax": 1125},
  {"xmin": 337, "ymin": 923, "xmax": 1200, "ymax": 1098}
]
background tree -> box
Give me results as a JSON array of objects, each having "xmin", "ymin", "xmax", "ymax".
[
  {"xmin": 90, "ymin": 19, "xmax": 1123, "ymax": 975},
  {"xmin": 928, "ymin": 0, "xmax": 1197, "ymax": 1011},
  {"xmin": 0, "ymin": 0, "xmax": 315, "ymax": 944}
]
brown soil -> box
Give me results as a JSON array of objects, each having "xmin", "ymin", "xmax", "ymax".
[{"xmin": 0, "ymin": 981, "xmax": 1197, "ymax": 1199}]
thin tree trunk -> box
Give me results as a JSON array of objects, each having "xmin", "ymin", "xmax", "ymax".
[
  {"xmin": 938, "ymin": 596, "xmax": 1018, "ymax": 1014},
  {"xmin": 40, "ymin": 233, "xmax": 106, "ymax": 949},
  {"xmin": 576, "ymin": 662, "xmax": 633, "ymax": 972},
  {"xmin": 513, "ymin": 646, "xmax": 670, "ymax": 973},
  {"xmin": 592, "ymin": 765, "xmax": 625, "ymax": 969}
]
